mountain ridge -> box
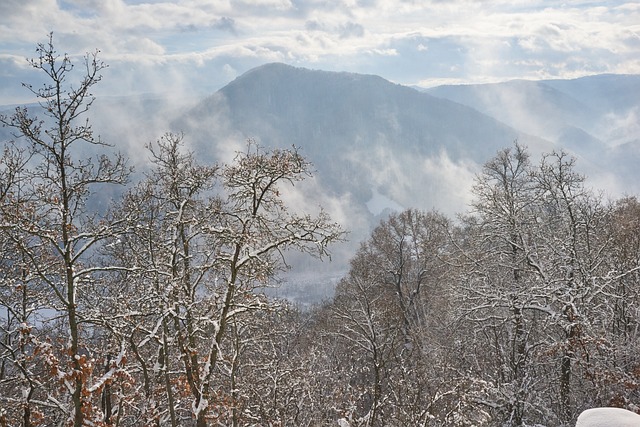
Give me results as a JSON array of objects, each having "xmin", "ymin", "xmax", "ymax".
[
  {"xmin": 176, "ymin": 63, "xmax": 558, "ymax": 285},
  {"xmin": 3, "ymin": 63, "xmax": 639, "ymax": 301},
  {"xmin": 188, "ymin": 62, "xmax": 551, "ymax": 160},
  {"xmin": 178, "ymin": 63, "xmax": 640, "ymax": 218}
]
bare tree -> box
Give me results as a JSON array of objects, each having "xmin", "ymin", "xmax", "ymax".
[
  {"xmin": 532, "ymin": 150, "xmax": 619, "ymax": 420},
  {"xmin": 0, "ymin": 34, "xmax": 131, "ymax": 426},
  {"xmin": 456, "ymin": 143, "xmax": 640, "ymax": 425},
  {"xmin": 328, "ymin": 209, "xmax": 456, "ymax": 426},
  {"xmin": 106, "ymin": 134, "xmax": 344, "ymax": 426},
  {"xmin": 458, "ymin": 143, "xmax": 543, "ymax": 425},
  {"xmin": 0, "ymin": 141, "xmax": 48, "ymax": 426}
]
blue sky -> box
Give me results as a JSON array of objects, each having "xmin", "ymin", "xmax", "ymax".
[{"xmin": 1, "ymin": 0, "xmax": 639, "ymax": 104}]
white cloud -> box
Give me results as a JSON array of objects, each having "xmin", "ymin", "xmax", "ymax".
[
  {"xmin": 421, "ymin": 151, "xmax": 479, "ymax": 215},
  {"xmin": 0, "ymin": 0, "xmax": 638, "ymax": 102}
]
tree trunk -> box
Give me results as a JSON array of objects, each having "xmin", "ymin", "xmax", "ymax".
[
  {"xmin": 512, "ymin": 304, "xmax": 526, "ymax": 426},
  {"xmin": 162, "ymin": 320, "xmax": 178, "ymax": 427},
  {"xmin": 560, "ymin": 327, "xmax": 576, "ymax": 422}
]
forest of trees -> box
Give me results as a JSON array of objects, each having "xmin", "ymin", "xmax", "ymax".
[{"xmin": 2, "ymin": 36, "xmax": 640, "ymax": 427}]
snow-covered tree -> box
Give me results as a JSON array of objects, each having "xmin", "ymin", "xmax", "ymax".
[
  {"xmin": 0, "ymin": 141, "xmax": 50, "ymax": 426},
  {"xmin": 457, "ymin": 143, "xmax": 544, "ymax": 425},
  {"xmin": 0, "ymin": 34, "xmax": 131, "ymax": 426},
  {"xmin": 105, "ymin": 134, "xmax": 344, "ymax": 426},
  {"xmin": 327, "ymin": 209, "xmax": 457, "ymax": 426},
  {"xmin": 456, "ymin": 143, "xmax": 640, "ymax": 424}
]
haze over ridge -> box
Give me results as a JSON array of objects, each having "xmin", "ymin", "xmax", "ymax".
[{"xmin": 2, "ymin": 62, "xmax": 639, "ymax": 301}]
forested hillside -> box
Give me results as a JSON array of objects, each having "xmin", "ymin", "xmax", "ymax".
[{"xmin": 2, "ymin": 38, "xmax": 640, "ymax": 427}]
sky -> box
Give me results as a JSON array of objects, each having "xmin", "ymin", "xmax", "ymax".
[{"xmin": 1, "ymin": 0, "xmax": 639, "ymax": 104}]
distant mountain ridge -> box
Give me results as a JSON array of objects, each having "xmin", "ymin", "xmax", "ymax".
[
  {"xmin": 427, "ymin": 79, "xmax": 596, "ymax": 142},
  {"xmin": 178, "ymin": 61, "xmax": 640, "ymax": 228},
  {"xmin": 180, "ymin": 63, "xmax": 552, "ymax": 213},
  {"xmin": 425, "ymin": 72, "xmax": 640, "ymax": 190},
  {"xmin": 427, "ymin": 74, "xmax": 640, "ymax": 147},
  {"xmin": 3, "ymin": 64, "xmax": 639, "ymax": 301},
  {"xmin": 204, "ymin": 63, "xmax": 543, "ymax": 159}
]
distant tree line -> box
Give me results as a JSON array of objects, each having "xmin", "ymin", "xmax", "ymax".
[{"xmin": 1, "ymin": 35, "xmax": 639, "ymax": 427}]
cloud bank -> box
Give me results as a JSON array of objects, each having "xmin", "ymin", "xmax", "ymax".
[{"xmin": 1, "ymin": 0, "xmax": 639, "ymax": 103}]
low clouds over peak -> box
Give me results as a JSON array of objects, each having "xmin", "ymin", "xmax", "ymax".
[{"xmin": 0, "ymin": 0, "xmax": 638, "ymax": 102}]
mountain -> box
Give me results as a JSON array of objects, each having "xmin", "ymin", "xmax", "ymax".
[
  {"xmin": 179, "ymin": 63, "xmax": 552, "ymax": 217},
  {"xmin": 426, "ymin": 74, "xmax": 640, "ymax": 171},
  {"xmin": 544, "ymin": 74, "xmax": 640, "ymax": 114},
  {"xmin": 174, "ymin": 64, "xmax": 561, "ymax": 298},
  {"xmin": 3, "ymin": 64, "xmax": 638, "ymax": 302},
  {"xmin": 426, "ymin": 79, "xmax": 597, "ymax": 143}
]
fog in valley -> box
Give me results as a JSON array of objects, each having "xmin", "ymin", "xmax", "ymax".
[
  {"xmin": 41, "ymin": 64, "xmax": 639, "ymax": 303},
  {"xmin": 2, "ymin": 31, "xmax": 640, "ymax": 426}
]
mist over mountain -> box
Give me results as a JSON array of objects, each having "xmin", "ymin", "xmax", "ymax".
[
  {"xmin": 426, "ymin": 74, "xmax": 640, "ymax": 190},
  {"xmin": 173, "ymin": 64, "xmax": 553, "ymax": 297},
  {"xmin": 3, "ymin": 64, "xmax": 639, "ymax": 302},
  {"xmin": 178, "ymin": 63, "xmax": 552, "ymax": 224}
]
